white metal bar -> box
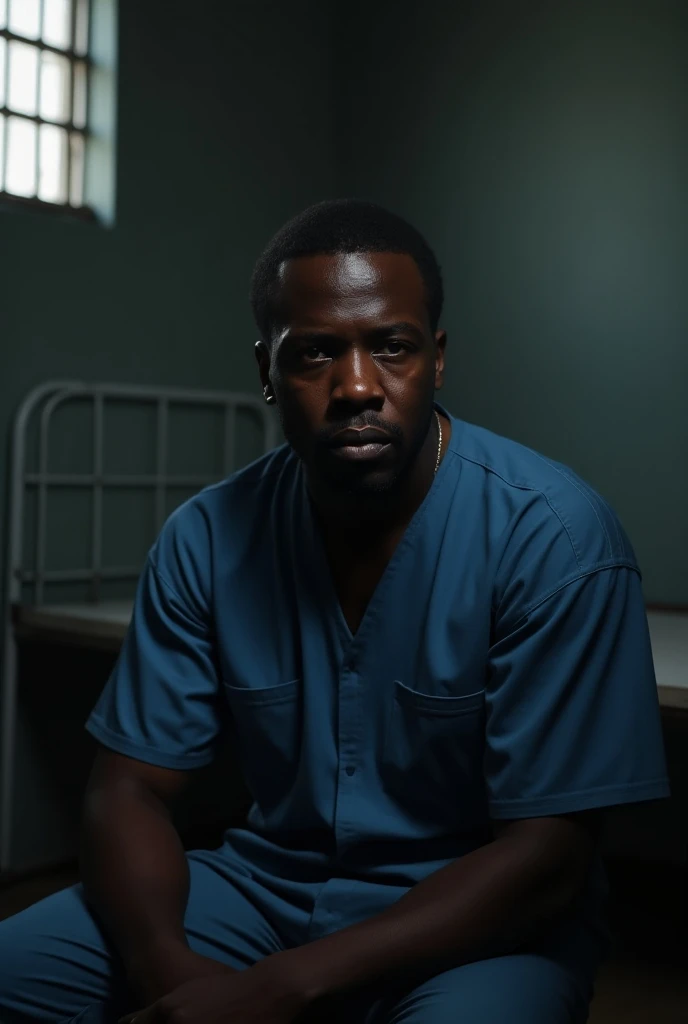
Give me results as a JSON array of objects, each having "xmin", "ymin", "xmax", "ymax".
[
  {"xmin": 37, "ymin": 380, "xmax": 268, "ymax": 410},
  {"xmin": 20, "ymin": 565, "xmax": 142, "ymax": 583},
  {"xmin": 0, "ymin": 383, "xmax": 45, "ymax": 870},
  {"xmin": 35, "ymin": 413, "xmax": 53, "ymax": 605},
  {"xmin": 90, "ymin": 390, "xmax": 103, "ymax": 601},
  {"xmin": 35, "ymin": 386, "xmax": 78, "ymax": 604},
  {"xmin": 24, "ymin": 473, "xmax": 220, "ymax": 487}
]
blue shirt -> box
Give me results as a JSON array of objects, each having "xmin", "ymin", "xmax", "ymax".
[{"xmin": 86, "ymin": 405, "xmax": 670, "ymax": 899}]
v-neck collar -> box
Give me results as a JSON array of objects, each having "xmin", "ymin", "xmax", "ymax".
[{"xmin": 300, "ymin": 403, "xmax": 457, "ymax": 652}]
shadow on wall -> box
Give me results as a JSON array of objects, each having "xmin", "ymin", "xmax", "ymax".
[{"xmin": 337, "ymin": 0, "xmax": 688, "ymax": 605}]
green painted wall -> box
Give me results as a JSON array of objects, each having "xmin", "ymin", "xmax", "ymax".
[{"xmin": 337, "ymin": 0, "xmax": 688, "ymax": 603}]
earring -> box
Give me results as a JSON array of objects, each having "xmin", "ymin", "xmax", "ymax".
[{"xmin": 263, "ymin": 385, "xmax": 276, "ymax": 405}]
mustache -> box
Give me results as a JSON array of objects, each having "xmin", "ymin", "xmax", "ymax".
[{"xmin": 316, "ymin": 413, "xmax": 403, "ymax": 444}]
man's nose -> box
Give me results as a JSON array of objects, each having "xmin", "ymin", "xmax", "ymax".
[{"xmin": 329, "ymin": 348, "xmax": 384, "ymax": 407}]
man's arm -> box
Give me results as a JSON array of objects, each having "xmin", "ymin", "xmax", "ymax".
[
  {"xmin": 80, "ymin": 747, "xmax": 233, "ymax": 1003},
  {"xmin": 282, "ymin": 812, "xmax": 603, "ymax": 1002}
]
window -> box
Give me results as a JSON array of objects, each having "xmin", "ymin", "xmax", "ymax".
[{"xmin": 0, "ymin": 0, "xmax": 91, "ymax": 213}]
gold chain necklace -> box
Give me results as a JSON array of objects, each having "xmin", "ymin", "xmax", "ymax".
[{"xmin": 434, "ymin": 409, "xmax": 442, "ymax": 474}]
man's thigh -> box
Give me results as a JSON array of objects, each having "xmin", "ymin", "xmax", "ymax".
[
  {"xmin": 369, "ymin": 951, "xmax": 593, "ymax": 1024},
  {"xmin": 0, "ymin": 855, "xmax": 286, "ymax": 1024},
  {"xmin": 308, "ymin": 926, "xmax": 601, "ymax": 1024}
]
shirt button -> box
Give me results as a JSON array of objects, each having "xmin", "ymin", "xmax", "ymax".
[{"xmin": 345, "ymin": 766, "xmax": 356, "ymax": 776}]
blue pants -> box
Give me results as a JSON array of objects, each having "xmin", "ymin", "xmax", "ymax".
[{"xmin": 0, "ymin": 845, "xmax": 604, "ymax": 1023}]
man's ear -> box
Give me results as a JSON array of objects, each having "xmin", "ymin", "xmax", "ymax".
[
  {"xmin": 434, "ymin": 330, "xmax": 447, "ymax": 390},
  {"xmin": 255, "ymin": 340, "xmax": 271, "ymax": 392}
]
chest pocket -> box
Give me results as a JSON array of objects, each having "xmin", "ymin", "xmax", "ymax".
[
  {"xmin": 223, "ymin": 678, "xmax": 302, "ymax": 819},
  {"xmin": 381, "ymin": 679, "xmax": 489, "ymax": 832}
]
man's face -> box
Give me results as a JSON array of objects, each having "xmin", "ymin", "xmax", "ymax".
[{"xmin": 256, "ymin": 251, "xmax": 446, "ymax": 496}]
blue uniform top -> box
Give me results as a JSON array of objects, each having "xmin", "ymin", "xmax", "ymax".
[{"xmin": 86, "ymin": 405, "xmax": 670, "ymax": 915}]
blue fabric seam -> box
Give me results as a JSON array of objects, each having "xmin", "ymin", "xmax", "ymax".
[
  {"xmin": 445, "ymin": 448, "xmax": 583, "ymax": 567},
  {"xmin": 148, "ymin": 553, "xmax": 187, "ymax": 608},
  {"xmin": 59, "ymin": 1003, "xmax": 102, "ymax": 1019},
  {"xmin": 447, "ymin": 422, "xmax": 616, "ymax": 564},
  {"xmin": 85, "ymin": 716, "xmax": 215, "ymax": 770},
  {"xmin": 489, "ymin": 777, "xmax": 670, "ymax": 816},
  {"xmin": 446, "ymin": 440, "xmax": 630, "ymax": 575},
  {"xmin": 60, "ymin": 1005, "xmax": 101, "ymax": 1024},
  {"xmin": 517, "ymin": 447, "xmax": 614, "ymax": 561},
  {"xmin": 495, "ymin": 561, "xmax": 641, "ymax": 636}
]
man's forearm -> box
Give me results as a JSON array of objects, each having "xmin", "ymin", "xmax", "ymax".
[
  {"xmin": 79, "ymin": 780, "xmax": 191, "ymax": 980},
  {"xmin": 286, "ymin": 816, "xmax": 594, "ymax": 1002}
]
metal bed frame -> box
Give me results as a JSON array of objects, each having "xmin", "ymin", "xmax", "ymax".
[{"xmin": 1, "ymin": 380, "xmax": 280, "ymax": 871}]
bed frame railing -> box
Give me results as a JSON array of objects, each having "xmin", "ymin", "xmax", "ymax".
[{"xmin": 1, "ymin": 380, "xmax": 279, "ymax": 872}]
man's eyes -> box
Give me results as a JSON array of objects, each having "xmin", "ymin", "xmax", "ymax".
[
  {"xmin": 297, "ymin": 340, "xmax": 409, "ymax": 361},
  {"xmin": 380, "ymin": 340, "xmax": 405, "ymax": 355},
  {"xmin": 302, "ymin": 345, "xmax": 327, "ymax": 361}
]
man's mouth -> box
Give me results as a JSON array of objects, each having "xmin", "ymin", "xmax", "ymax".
[{"xmin": 327, "ymin": 427, "xmax": 394, "ymax": 462}]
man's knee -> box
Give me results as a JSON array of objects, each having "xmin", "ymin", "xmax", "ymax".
[
  {"xmin": 379, "ymin": 954, "xmax": 591, "ymax": 1024},
  {"xmin": 0, "ymin": 885, "xmax": 118, "ymax": 1023},
  {"xmin": 0, "ymin": 907, "xmax": 46, "ymax": 1018}
]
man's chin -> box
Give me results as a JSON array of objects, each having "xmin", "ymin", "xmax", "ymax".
[{"xmin": 315, "ymin": 460, "xmax": 404, "ymax": 498}]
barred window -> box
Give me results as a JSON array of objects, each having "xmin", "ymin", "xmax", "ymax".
[{"xmin": 0, "ymin": 0, "xmax": 90, "ymax": 212}]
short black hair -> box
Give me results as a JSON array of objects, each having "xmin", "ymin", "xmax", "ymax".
[{"xmin": 250, "ymin": 198, "xmax": 444, "ymax": 343}]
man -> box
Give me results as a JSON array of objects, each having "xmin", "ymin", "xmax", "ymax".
[{"xmin": 0, "ymin": 199, "xmax": 669, "ymax": 1023}]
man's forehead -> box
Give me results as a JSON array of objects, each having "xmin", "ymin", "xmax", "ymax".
[
  {"xmin": 277, "ymin": 252, "xmax": 387, "ymax": 293},
  {"xmin": 274, "ymin": 251, "xmax": 426, "ymax": 314}
]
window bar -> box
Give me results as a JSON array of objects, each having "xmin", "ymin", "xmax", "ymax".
[
  {"xmin": 0, "ymin": 109, "xmax": 81, "ymax": 131},
  {"xmin": 67, "ymin": 0, "xmax": 78, "ymax": 204},
  {"xmin": 34, "ymin": 0, "xmax": 44, "ymax": 199},
  {"xmin": 155, "ymin": 400, "xmax": 168, "ymax": 531},
  {"xmin": 75, "ymin": 0, "xmax": 89, "ymax": 56},
  {"xmin": 0, "ymin": 28, "xmax": 89, "ymax": 63},
  {"xmin": 0, "ymin": 34, "xmax": 9, "ymax": 191},
  {"xmin": 224, "ymin": 404, "xmax": 236, "ymax": 477},
  {"xmin": 90, "ymin": 391, "xmax": 104, "ymax": 602}
]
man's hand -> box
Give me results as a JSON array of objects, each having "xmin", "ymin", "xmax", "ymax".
[
  {"xmin": 127, "ymin": 944, "xmax": 239, "ymax": 1007},
  {"xmin": 119, "ymin": 951, "xmax": 317, "ymax": 1024}
]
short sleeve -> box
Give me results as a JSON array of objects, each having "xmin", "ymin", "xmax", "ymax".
[
  {"xmin": 485, "ymin": 565, "xmax": 671, "ymax": 819},
  {"xmin": 85, "ymin": 507, "xmax": 223, "ymax": 770}
]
